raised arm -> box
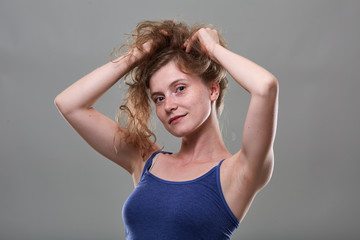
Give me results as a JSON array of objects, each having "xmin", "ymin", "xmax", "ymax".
[
  {"xmin": 54, "ymin": 46, "xmax": 156, "ymax": 179},
  {"xmin": 185, "ymin": 28, "xmax": 278, "ymax": 190}
]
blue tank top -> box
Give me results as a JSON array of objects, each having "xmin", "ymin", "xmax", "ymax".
[{"xmin": 122, "ymin": 151, "xmax": 240, "ymax": 240}]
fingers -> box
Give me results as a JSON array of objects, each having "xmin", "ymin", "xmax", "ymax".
[
  {"xmin": 183, "ymin": 28, "xmax": 219, "ymax": 54},
  {"xmin": 184, "ymin": 31, "xmax": 199, "ymax": 53},
  {"xmin": 160, "ymin": 30, "xmax": 169, "ymax": 36}
]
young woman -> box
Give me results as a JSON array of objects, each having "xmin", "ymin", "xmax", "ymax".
[{"xmin": 55, "ymin": 20, "xmax": 278, "ymax": 239}]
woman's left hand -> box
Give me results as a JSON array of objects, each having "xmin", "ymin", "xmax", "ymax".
[{"xmin": 183, "ymin": 28, "xmax": 220, "ymax": 61}]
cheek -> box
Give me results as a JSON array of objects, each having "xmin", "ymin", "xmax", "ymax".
[
  {"xmin": 194, "ymin": 89, "xmax": 211, "ymax": 108},
  {"xmin": 155, "ymin": 107, "xmax": 165, "ymax": 123},
  {"xmin": 188, "ymin": 85, "xmax": 209, "ymax": 103}
]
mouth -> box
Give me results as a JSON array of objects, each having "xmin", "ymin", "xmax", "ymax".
[{"xmin": 168, "ymin": 114, "xmax": 187, "ymax": 125}]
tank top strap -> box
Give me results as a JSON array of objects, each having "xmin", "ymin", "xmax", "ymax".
[
  {"xmin": 217, "ymin": 158, "xmax": 226, "ymax": 168},
  {"xmin": 141, "ymin": 150, "xmax": 172, "ymax": 177}
]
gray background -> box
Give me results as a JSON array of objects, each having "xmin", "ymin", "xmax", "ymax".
[{"xmin": 1, "ymin": 0, "xmax": 359, "ymax": 239}]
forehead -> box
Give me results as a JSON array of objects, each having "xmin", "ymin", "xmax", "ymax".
[{"xmin": 149, "ymin": 61, "xmax": 201, "ymax": 91}]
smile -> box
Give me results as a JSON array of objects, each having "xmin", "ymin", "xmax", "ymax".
[{"xmin": 168, "ymin": 114, "xmax": 187, "ymax": 125}]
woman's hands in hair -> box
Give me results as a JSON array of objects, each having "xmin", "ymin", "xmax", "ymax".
[
  {"xmin": 126, "ymin": 30, "xmax": 170, "ymax": 66},
  {"xmin": 183, "ymin": 28, "xmax": 220, "ymax": 62},
  {"xmin": 125, "ymin": 40, "xmax": 153, "ymax": 66}
]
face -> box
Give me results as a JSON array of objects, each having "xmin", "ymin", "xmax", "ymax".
[{"xmin": 149, "ymin": 61, "xmax": 217, "ymax": 138}]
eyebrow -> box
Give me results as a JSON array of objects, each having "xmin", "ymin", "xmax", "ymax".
[{"xmin": 150, "ymin": 79, "xmax": 187, "ymax": 98}]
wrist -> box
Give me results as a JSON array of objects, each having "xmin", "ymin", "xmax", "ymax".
[
  {"xmin": 112, "ymin": 50, "xmax": 140, "ymax": 70},
  {"xmin": 211, "ymin": 44, "xmax": 224, "ymax": 64}
]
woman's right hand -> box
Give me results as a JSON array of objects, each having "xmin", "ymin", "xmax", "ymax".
[
  {"xmin": 124, "ymin": 40, "xmax": 153, "ymax": 67},
  {"xmin": 125, "ymin": 29, "xmax": 169, "ymax": 67}
]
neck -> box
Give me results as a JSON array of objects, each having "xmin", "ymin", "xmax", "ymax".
[{"xmin": 177, "ymin": 108, "xmax": 231, "ymax": 163}]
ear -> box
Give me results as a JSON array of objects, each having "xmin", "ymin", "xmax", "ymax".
[{"xmin": 209, "ymin": 81, "xmax": 220, "ymax": 102}]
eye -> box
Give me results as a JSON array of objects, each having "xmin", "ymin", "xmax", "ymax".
[
  {"xmin": 176, "ymin": 86, "xmax": 186, "ymax": 92},
  {"xmin": 154, "ymin": 96, "xmax": 164, "ymax": 104}
]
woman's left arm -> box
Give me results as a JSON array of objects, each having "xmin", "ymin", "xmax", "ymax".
[
  {"xmin": 185, "ymin": 28, "xmax": 279, "ymax": 189},
  {"xmin": 215, "ymin": 40, "xmax": 278, "ymax": 188}
]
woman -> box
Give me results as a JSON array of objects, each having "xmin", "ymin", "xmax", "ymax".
[{"xmin": 55, "ymin": 20, "xmax": 278, "ymax": 239}]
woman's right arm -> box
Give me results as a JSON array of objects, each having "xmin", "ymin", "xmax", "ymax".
[{"xmin": 54, "ymin": 50, "xmax": 147, "ymax": 176}]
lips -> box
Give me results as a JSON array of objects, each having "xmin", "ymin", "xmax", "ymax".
[{"xmin": 168, "ymin": 114, "xmax": 187, "ymax": 125}]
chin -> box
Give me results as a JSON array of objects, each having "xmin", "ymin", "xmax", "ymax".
[
  {"xmin": 168, "ymin": 129, "xmax": 187, "ymax": 138},
  {"xmin": 166, "ymin": 125, "xmax": 198, "ymax": 138}
]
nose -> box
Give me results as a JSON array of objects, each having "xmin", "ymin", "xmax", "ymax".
[{"xmin": 164, "ymin": 96, "xmax": 178, "ymax": 113}]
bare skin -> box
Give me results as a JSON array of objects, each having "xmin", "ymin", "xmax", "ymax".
[{"xmin": 55, "ymin": 27, "xmax": 278, "ymax": 223}]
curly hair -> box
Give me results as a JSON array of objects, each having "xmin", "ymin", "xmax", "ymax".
[{"xmin": 115, "ymin": 20, "xmax": 228, "ymax": 157}]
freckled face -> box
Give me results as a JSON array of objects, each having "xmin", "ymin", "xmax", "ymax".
[{"xmin": 149, "ymin": 61, "xmax": 213, "ymax": 138}]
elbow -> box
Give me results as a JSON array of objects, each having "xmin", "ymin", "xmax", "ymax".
[
  {"xmin": 54, "ymin": 94, "xmax": 71, "ymax": 116},
  {"xmin": 54, "ymin": 95, "xmax": 61, "ymax": 108},
  {"xmin": 257, "ymin": 76, "xmax": 279, "ymax": 98},
  {"xmin": 54, "ymin": 95, "xmax": 62, "ymax": 110},
  {"xmin": 267, "ymin": 75, "xmax": 278, "ymax": 89}
]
